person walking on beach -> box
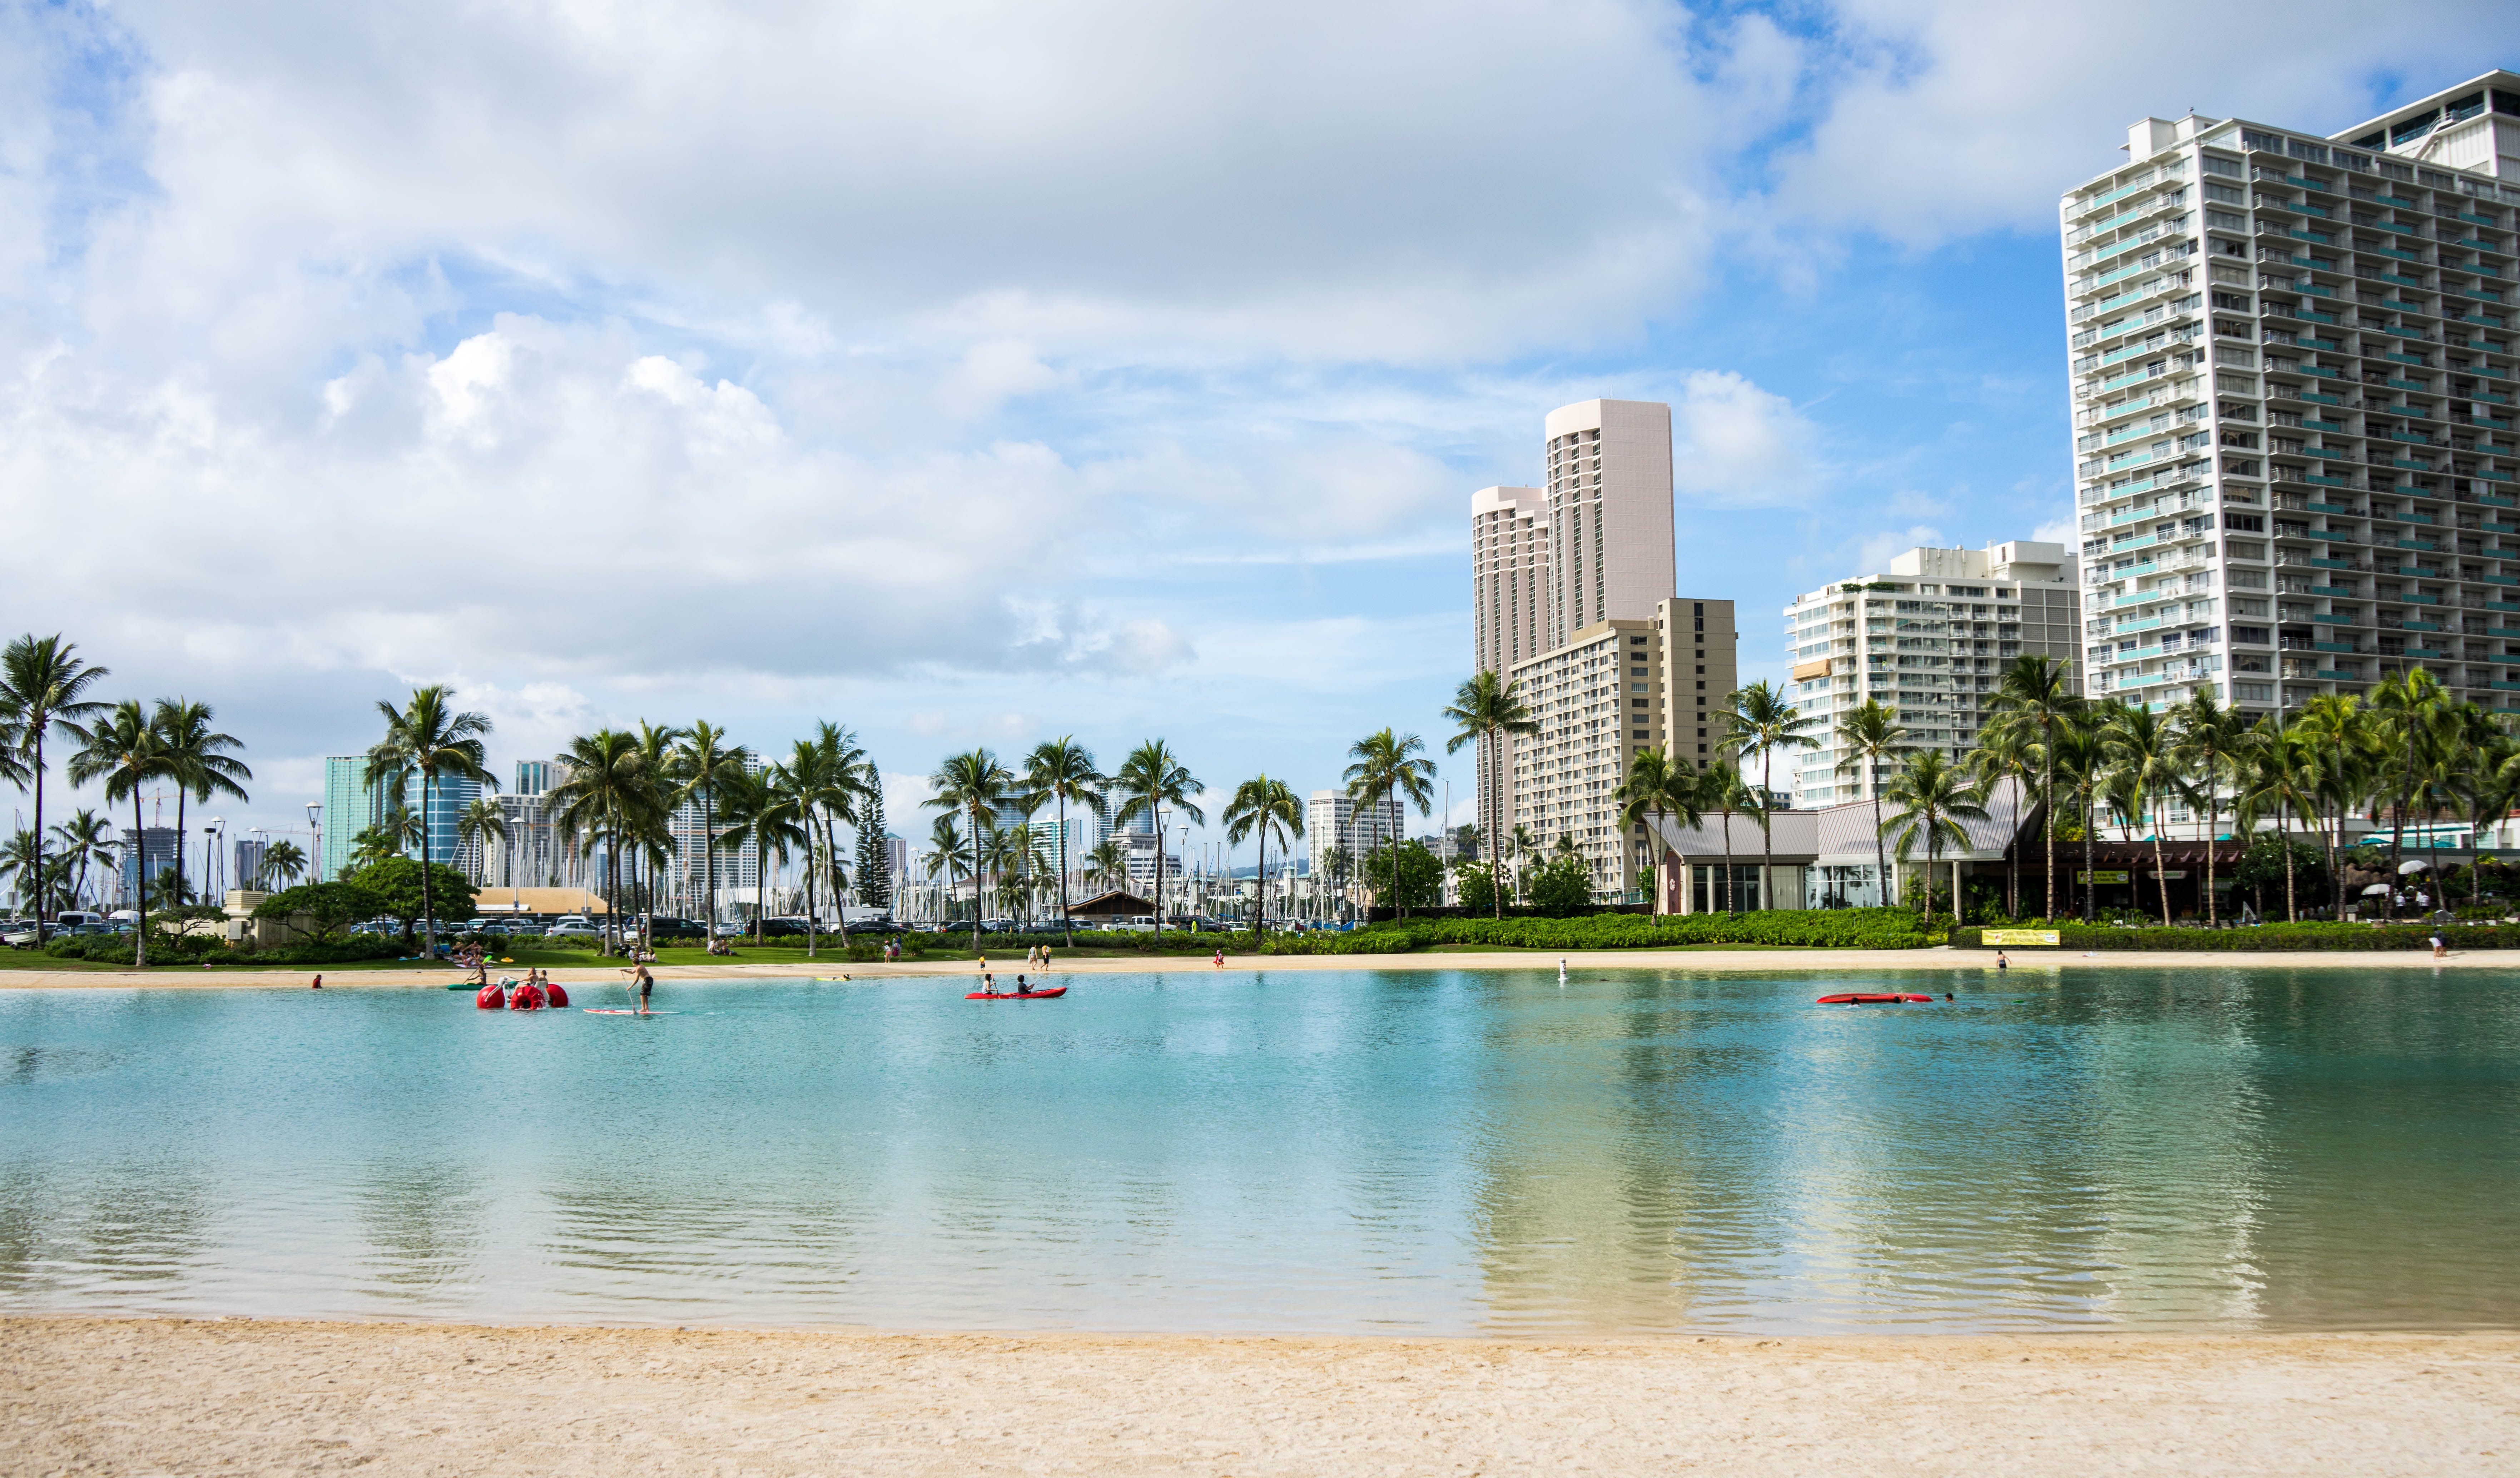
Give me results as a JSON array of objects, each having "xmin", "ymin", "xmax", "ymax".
[
  {"xmin": 2431, "ymin": 930, "xmax": 2447, "ymax": 960},
  {"xmin": 1213, "ymin": 947, "xmax": 1224, "ymax": 969}
]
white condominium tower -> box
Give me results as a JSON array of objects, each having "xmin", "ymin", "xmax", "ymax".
[
  {"xmin": 1783, "ymin": 542, "xmax": 2083, "ymax": 806},
  {"xmin": 1469, "ymin": 398, "xmax": 1737, "ymax": 899},
  {"xmin": 2064, "ymin": 74, "xmax": 2520, "ymax": 719}
]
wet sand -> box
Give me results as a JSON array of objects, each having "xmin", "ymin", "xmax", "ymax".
[
  {"xmin": 0, "ymin": 945, "xmax": 2512, "ymax": 990},
  {"xmin": 4, "ymin": 1318, "xmax": 2514, "ymax": 1475}
]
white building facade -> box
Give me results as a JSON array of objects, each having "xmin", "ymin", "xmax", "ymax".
[
  {"xmin": 1784, "ymin": 542, "xmax": 2084, "ymax": 806},
  {"xmin": 2064, "ymin": 77, "xmax": 2520, "ymax": 720},
  {"xmin": 1304, "ymin": 791, "xmax": 1406, "ymax": 881}
]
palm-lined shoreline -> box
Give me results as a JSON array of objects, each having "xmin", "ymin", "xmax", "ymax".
[{"xmin": 10, "ymin": 624, "xmax": 2520, "ymax": 960}]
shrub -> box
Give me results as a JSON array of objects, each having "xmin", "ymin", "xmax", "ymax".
[{"xmin": 247, "ymin": 937, "xmax": 404, "ymax": 966}]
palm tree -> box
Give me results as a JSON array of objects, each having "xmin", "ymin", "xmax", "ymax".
[
  {"xmin": 1878, "ymin": 750, "xmax": 1988, "ymax": 929},
  {"xmin": 2102, "ymin": 703, "xmax": 2189, "ymax": 926},
  {"xmin": 1221, "ymin": 775, "xmax": 1304, "ymax": 936},
  {"xmin": 2231, "ymin": 713, "xmax": 2320, "ymax": 923},
  {"xmin": 773, "ymin": 734, "xmax": 856, "ymax": 954},
  {"xmin": 2369, "ymin": 670, "xmax": 2457, "ymax": 917},
  {"xmin": 1442, "ymin": 672, "xmax": 1538, "ymax": 918},
  {"xmin": 716, "ymin": 767, "xmax": 805, "ymax": 944},
  {"xmin": 1507, "ymin": 824, "xmax": 1538, "ymax": 906},
  {"xmin": 1984, "ymin": 654, "xmax": 2082, "ymax": 920},
  {"xmin": 1084, "ymin": 838, "xmax": 1126, "ymax": 896},
  {"xmin": 1341, "ymin": 728, "xmax": 1434, "ymax": 917},
  {"xmin": 925, "ymin": 814, "xmax": 975, "ymax": 919},
  {"xmin": 1, "ymin": 831, "xmax": 54, "ymax": 915},
  {"xmin": 367, "ymin": 686, "xmax": 496, "ymax": 957},
  {"xmin": 2293, "ymin": 694, "xmax": 2374, "ymax": 918},
  {"xmin": 149, "ymin": 699, "xmax": 251, "ymax": 909},
  {"xmin": 668, "ymin": 721, "xmax": 749, "ymax": 932},
  {"xmin": 2047, "ymin": 708, "xmax": 2113, "ymax": 923},
  {"xmin": 2456, "ymin": 727, "xmax": 2520, "ymax": 911},
  {"xmin": 256, "ymin": 837, "xmax": 305, "ymax": 890},
  {"xmin": 1, "ymin": 635, "xmax": 112, "ymax": 943},
  {"xmin": 1694, "ymin": 762, "xmax": 1752, "ymax": 911},
  {"xmin": 1718, "ymin": 681, "xmax": 1817, "ymax": 911},
  {"xmin": 63, "ymin": 701, "xmax": 167, "ymax": 964},
  {"xmin": 1614, "ymin": 748, "xmax": 1700, "ymax": 915},
  {"xmin": 1110, "ymin": 739, "xmax": 1204, "ymax": 937},
  {"xmin": 548, "ymin": 728, "xmax": 649, "ymax": 955},
  {"xmin": 2169, "ymin": 683, "xmax": 2251, "ymax": 925},
  {"xmin": 1832, "ymin": 700, "xmax": 1907, "ymax": 909},
  {"xmin": 49, "ymin": 810, "xmax": 118, "ymax": 908},
  {"xmin": 926, "ymin": 748, "xmax": 1013, "ymax": 925},
  {"xmin": 1021, "ymin": 736, "xmax": 1106, "ymax": 945},
  {"xmin": 456, "ymin": 796, "xmax": 508, "ymax": 884},
  {"xmin": 1965, "ymin": 717, "xmax": 2036, "ymax": 918}
]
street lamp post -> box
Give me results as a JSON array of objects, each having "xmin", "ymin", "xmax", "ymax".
[{"xmin": 306, "ymin": 802, "xmax": 322, "ymax": 883}]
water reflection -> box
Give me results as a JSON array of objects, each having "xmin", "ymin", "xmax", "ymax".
[{"xmin": 0, "ymin": 969, "xmax": 2513, "ymax": 1332}]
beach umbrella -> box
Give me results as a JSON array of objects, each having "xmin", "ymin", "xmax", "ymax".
[
  {"xmin": 2399, "ymin": 860, "xmax": 2431, "ymax": 875},
  {"xmin": 2361, "ymin": 883, "xmax": 2393, "ymax": 897}
]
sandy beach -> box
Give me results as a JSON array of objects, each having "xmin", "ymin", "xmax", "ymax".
[
  {"xmin": 1, "ymin": 945, "xmax": 2514, "ymax": 990},
  {"xmin": 4, "ymin": 1318, "xmax": 2514, "ymax": 1475}
]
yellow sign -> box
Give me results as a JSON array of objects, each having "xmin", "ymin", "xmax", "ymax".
[
  {"xmin": 2077, "ymin": 870, "xmax": 2130, "ymax": 884},
  {"xmin": 1981, "ymin": 929, "xmax": 2061, "ymax": 947}
]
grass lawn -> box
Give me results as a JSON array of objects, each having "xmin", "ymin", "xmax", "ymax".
[{"xmin": 1417, "ymin": 942, "xmax": 1810, "ymax": 954}]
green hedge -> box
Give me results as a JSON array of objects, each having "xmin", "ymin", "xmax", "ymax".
[
  {"xmin": 244, "ymin": 937, "xmax": 404, "ymax": 965},
  {"xmin": 43, "ymin": 932, "xmax": 226, "ymax": 964},
  {"xmin": 1245, "ymin": 908, "xmax": 1932, "ymax": 955},
  {"xmin": 1950, "ymin": 922, "xmax": 2520, "ymax": 951}
]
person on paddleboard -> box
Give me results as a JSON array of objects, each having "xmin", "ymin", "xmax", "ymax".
[{"xmin": 624, "ymin": 961, "xmax": 655, "ymax": 1013}]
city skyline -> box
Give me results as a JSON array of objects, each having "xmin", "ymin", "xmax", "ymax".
[{"xmin": 6, "ymin": 9, "xmax": 2517, "ymax": 858}]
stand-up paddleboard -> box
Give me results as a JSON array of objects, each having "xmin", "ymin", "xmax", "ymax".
[
  {"xmin": 1816, "ymin": 992, "xmax": 1935, "ymax": 1005},
  {"xmin": 583, "ymin": 1007, "xmax": 678, "ymax": 1015},
  {"xmin": 967, "ymin": 987, "xmax": 1066, "ymax": 1000}
]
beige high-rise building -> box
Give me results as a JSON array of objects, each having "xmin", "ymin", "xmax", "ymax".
[
  {"xmin": 1543, "ymin": 399, "xmax": 1678, "ymax": 649},
  {"xmin": 1506, "ymin": 598, "xmax": 1738, "ymax": 896},
  {"xmin": 1468, "ymin": 396, "xmax": 1736, "ymax": 901}
]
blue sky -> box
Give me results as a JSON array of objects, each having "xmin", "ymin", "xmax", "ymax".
[{"xmin": 3, "ymin": 0, "xmax": 2514, "ymax": 868}]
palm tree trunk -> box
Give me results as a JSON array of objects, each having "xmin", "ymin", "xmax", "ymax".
[
  {"xmin": 1717, "ymin": 808, "xmax": 1733, "ymax": 912},
  {"xmin": 420, "ymin": 776, "xmax": 437, "ymax": 960},
  {"xmin": 2202, "ymin": 777, "xmax": 2218, "ymax": 927},
  {"xmin": 1758, "ymin": 752, "xmax": 1772, "ymax": 911},
  {"xmin": 1872, "ymin": 786, "xmax": 1888, "ymax": 912},
  {"xmin": 29, "ymin": 724, "xmax": 46, "ymax": 944},
  {"xmin": 1489, "ymin": 728, "xmax": 1504, "ymax": 920},
  {"xmin": 2281, "ymin": 811, "xmax": 2297, "ymax": 923},
  {"xmin": 2151, "ymin": 790, "xmax": 2172, "ymax": 927},
  {"xmin": 2043, "ymin": 738, "xmax": 2057, "ymax": 920},
  {"xmin": 2082, "ymin": 788, "xmax": 2097, "ymax": 923},
  {"xmin": 131, "ymin": 788, "xmax": 149, "ymax": 967},
  {"xmin": 174, "ymin": 791, "xmax": 188, "ymax": 910},
  {"xmin": 1057, "ymin": 794, "xmax": 1074, "ymax": 947},
  {"xmin": 755, "ymin": 830, "xmax": 766, "ymax": 946}
]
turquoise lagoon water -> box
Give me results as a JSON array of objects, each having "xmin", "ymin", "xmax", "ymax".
[{"xmin": 3, "ymin": 966, "xmax": 2515, "ymax": 1335}]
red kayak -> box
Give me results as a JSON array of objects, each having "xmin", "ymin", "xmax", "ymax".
[
  {"xmin": 1817, "ymin": 992, "xmax": 1936, "ymax": 1005},
  {"xmin": 967, "ymin": 987, "xmax": 1067, "ymax": 1000}
]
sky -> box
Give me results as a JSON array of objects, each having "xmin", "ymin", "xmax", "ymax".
[{"xmin": 4, "ymin": 0, "xmax": 2516, "ymax": 873}]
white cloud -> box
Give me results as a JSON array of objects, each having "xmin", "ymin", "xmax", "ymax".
[
  {"xmin": 1849, "ymin": 524, "xmax": 1948, "ymax": 575},
  {"xmin": 1672, "ymin": 370, "xmax": 1821, "ymax": 504},
  {"xmin": 1770, "ymin": 0, "xmax": 2507, "ymax": 245}
]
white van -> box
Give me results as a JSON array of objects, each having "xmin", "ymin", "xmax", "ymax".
[{"xmin": 54, "ymin": 911, "xmax": 104, "ymax": 930}]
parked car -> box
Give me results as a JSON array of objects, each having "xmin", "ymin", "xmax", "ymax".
[
  {"xmin": 2, "ymin": 924, "xmax": 36, "ymax": 949},
  {"xmin": 54, "ymin": 911, "xmax": 105, "ymax": 931},
  {"xmin": 549, "ymin": 923, "xmax": 603, "ymax": 941}
]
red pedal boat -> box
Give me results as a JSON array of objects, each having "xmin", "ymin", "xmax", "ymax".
[
  {"xmin": 1816, "ymin": 992, "xmax": 1935, "ymax": 1005},
  {"xmin": 967, "ymin": 987, "xmax": 1067, "ymax": 1000}
]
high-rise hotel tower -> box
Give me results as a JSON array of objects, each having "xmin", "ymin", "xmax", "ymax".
[
  {"xmin": 1469, "ymin": 399, "xmax": 1737, "ymax": 899},
  {"xmin": 2065, "ymin": 74, "xmax": 2520, "ymax": 717}
]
